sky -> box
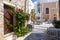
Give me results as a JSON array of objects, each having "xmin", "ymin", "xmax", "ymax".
[
  {"xmin": 31, "ymin": 0, "xmax": 37, "ymax": 3},
  {"xmin": 31, "ymin": 0, "xmax": 58, "ymax": 3},
  {"xmin": 42, "ymin": 0, "xmax": 58, "ymax": 3}
]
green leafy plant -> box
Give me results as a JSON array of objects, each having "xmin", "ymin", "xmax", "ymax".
[
  {"xmin": 13, "ymin": 12, "xmax": 30, "ymax": 37},
  {"xmin": 52, "ymin": 20, "xmax": 60, "ymax": 28},
  {"xmin": 4, "ymin": 4, "xmax": 30, "ymax": 37},
  {"xmin": 5, "ymin": 11, "xmax": 30, "ymax": 37}
]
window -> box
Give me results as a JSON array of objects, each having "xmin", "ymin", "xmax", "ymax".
[
  {"xmin": 38, "ymin": 8, "xmax": 40, "ymax": 13},
  {"xmin": 46, "ymin": 8, "xmax": 49, "ymax": 14},
  {"xmin": 37, "ymin": 6, "xmax": 40, "ymax": 13},
  {"xmin": 37, "ymin": 3, "xmax": 40, "ymax": 6},
  {"xmin": 37, "ymin": 2, "xmax": 40, "ymax": 13}
]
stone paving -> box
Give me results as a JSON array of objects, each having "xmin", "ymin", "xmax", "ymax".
[
  {"xmin": 24, "ymin": 22, "xmax": 53, "ymax": 40},
  {"xmin": 24, "ymin": 33, "xmax": 46, "ymax": 40}
]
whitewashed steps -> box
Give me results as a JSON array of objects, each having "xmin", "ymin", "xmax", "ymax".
[
  {"xmin": 32, "ymin": 24, "xmax": 49, "ymax": 33},
  {"xmin": 25, "ymin": 23, "xmax": 53, "ymax": 40}
]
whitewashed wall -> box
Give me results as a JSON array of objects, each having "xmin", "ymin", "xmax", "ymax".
[{"xmin": 0, "ymin": 0, "xmax": 4, "ymax": 40}]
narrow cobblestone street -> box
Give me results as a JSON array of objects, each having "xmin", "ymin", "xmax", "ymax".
[
  {"xmin": 25, "ymin": 22, "xmax": 53, "ymax": 40},
  {"xmin": 0, "ymin": 0, "xmax": 59, "ymax": 40}
]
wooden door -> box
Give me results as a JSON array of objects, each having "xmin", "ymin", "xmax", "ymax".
[{"xmin": 4, "ymin": 4, "xmax": 13, "ymax": 34}]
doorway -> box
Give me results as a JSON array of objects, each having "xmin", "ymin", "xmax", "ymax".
[{"xmin": 4, "ymin": 4, "xmax": 14, "ymax": 34}]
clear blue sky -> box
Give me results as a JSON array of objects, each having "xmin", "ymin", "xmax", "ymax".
[{"xmin": 31, "ymin": 0, "xmax": 37, "ymax": 2}]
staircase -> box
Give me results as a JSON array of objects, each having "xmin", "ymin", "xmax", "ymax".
[
  {"xmin": 25, "ymin": 22, "xmax": 53, "ymax": 40},
  {"xmin": 32, "ymin": 21, "xmax": 53, "ymax": 33},
  {"xmin": 25, "ymin": 24, "xmax": 48, "ymax": 40},
  {"xmin": 32, "ymin": 24, "xmax": 49, "ymax": 33},
  {"xmin": 30, "ymin": 23, "xmax": 53, "ymax": 40}
]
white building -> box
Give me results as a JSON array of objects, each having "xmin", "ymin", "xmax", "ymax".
[
  {"xmin": 29, "ymin": 0, "xmax": 34, "ymax": 14},
  {"xmin": 27, "ymin": 0, "xmax": 34, "ymax": 24}
]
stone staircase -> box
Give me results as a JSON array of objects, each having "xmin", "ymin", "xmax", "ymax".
[
  {"xmin": 30, "ymin": 23, "xmax": 53, "ymax": 40},
  {"xmin": 25, "ymin": 24, "xmax": 48, "ymax": 40},
  {"xmin": 25, "ymin": 22, "xmax": 53, "ymax": 40},
  {"xmin": 33, "ymin": 22, "xmax": 53, "ymax": 33},
  {"xmin": 32, "ymin": 24, "xmax": 49, "ymax": 33}
]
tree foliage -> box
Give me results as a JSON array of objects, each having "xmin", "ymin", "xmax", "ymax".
[{"xmin": 31, "ymin": 9, "xmax": 36, "ymax": 22}]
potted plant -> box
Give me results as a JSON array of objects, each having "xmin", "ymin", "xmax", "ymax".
[
  {"xmin": 52, "ymin": 20, "xmax": 60, "ymax": 28},
  {"xmin": 13, "ymin": 11, "xmax": 30, "ymax": 37},
  {"xmin": 5, "ymin": 9, "xmax": 31, "ymax": 38},
  {"xmin": 13, "ymin": 11, "xmax": 32, "ymax": 40},
  {"xmin": 4, "ymin": 4, "xmax": 31, "ymax": 40}
]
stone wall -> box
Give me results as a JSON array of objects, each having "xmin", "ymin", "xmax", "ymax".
[
  {"xmin": 0, "ymin": 0, "xmax": 4, "ymax": 40},
  {"xmin": 0, "ymin": 0, "xmax": 30, "ymax": 40}
]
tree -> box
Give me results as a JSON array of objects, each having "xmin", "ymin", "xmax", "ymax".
[{"xmin": 31, "ymin": 9, "xmax": 36, "ymax": 22}]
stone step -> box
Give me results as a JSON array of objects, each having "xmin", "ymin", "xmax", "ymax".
[
  {"xmin": 32, "ymin": 29, "xmax": 47, "ymax": 33},
  {"xmin": 33, "ymin": 28, "xmax": 48, "ymax": 30},
  {"xmin": 34, "ymin": 27, "xmax": 48, "ymax": 29},
  {"xmin": 33, "ymin": 28, "xmax": 47, "ymax": 31},
  {"xmin": 34, "ymin": 25, "xmax": 51, "ymax": 28}
]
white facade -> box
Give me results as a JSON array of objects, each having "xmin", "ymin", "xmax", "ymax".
[{"xmin": 29, "ymin": 0, "xmax": 34, "ymax": 14}]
